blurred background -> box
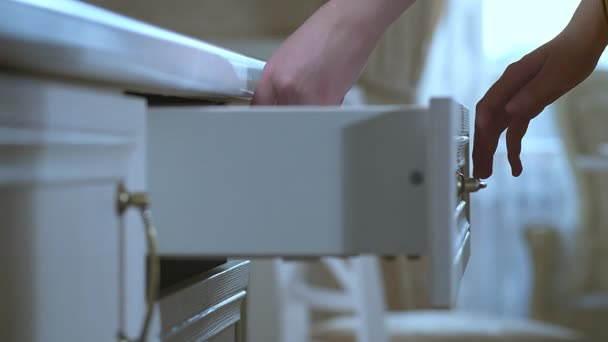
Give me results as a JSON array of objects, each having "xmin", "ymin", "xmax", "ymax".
[{"xmin": 83, "ymin": 0, "xmax": 608, "ymax": 340}]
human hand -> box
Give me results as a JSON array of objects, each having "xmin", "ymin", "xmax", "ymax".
[
  {"xmin": 251, "ymin": 0, "xmax": 415, "ymax": 105},
  {"xmin": 473, "ymin": 0, "xmax": 608, "ymax": 179}
]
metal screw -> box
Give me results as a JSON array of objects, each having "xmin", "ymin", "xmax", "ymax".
[{"xmin": 409, "ymin": 170, "xmax": 424, "ymax": 186}]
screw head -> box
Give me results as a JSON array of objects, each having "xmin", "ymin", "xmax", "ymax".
[{"xmin": 409, "ymin": 170, "xmax": 424, "ymax": 186}]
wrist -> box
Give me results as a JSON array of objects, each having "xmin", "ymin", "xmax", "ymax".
[
  {"xmin": 327, "ymin": 0, "xmax": 416, "ymax": 42},
  {"xmin": 565, "ymin": 0, "xmax": 608, "ymax": 51},
  {"xmin": 602, "ymin": 0, "xmax": 608, "ymax": 29}
]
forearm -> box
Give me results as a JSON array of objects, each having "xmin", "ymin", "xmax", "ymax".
[
  {"xmin": 564, "ymin": 0, "xmax": 608, "ymax": 53},
  {"xmin": 253, "ymin": 0, "xmax": 416, "ymax": 105},
  {"xmin": 319, "ymin": 0, "xmax": 416, "ymax": 42},
  {"xmin": 603, "ymin": 0, "xmax": 608, "ymax": 30}
]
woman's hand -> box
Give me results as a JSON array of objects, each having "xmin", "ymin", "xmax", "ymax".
[
  {"xmin": 473, "ymin": 0, "xmax": 608, "ymax": 179},
  {"xmin": 252, "ymin": 0, "xmax": 415, "ymax": 105}
]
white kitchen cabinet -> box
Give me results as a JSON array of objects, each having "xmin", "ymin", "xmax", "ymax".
[
  {"xmin": 0, "ymin": 74, "xmax": 475, "ymax": 341},
  {"xmin": 0, "ymin": 73, "xmax": 147, "ymax": 341},
  {"xmin": 1, "ymin": 0, "xmax": 259, "ymax": 340},
  {"xmin": 0, "ymin": 0, "xmax": 484, "ymax": 340},
  {"xmin": 0, "ymin": 73, "xmax": 252, "ymax": 342}
]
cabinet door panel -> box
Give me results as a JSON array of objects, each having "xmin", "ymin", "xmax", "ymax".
[
  {"xmin": 0, "ymin": 73, "xmax": 148, "ymax": 340},
  {"xmin": 0, "ymin": 184, "xmax": 120, "ymax": 341}
]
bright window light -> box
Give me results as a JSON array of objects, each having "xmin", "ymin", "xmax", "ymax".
[
  {"xmin": 482, "ymin": 0, "xmax": 580, "ymax": 61},
  {"xmin": 483, "ymin": 0, "xmax": 608, "ymax": 68}
]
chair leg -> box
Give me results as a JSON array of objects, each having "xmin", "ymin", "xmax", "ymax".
[
  {"xmin": 275, "ymin": 259, "xmax": 311, "ymax": 342},
  {"xmin": 351, "ymin": 256, "xmax": 389, "ymax": 342}
]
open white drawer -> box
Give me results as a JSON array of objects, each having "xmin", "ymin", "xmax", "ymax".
[{"xmin": 147, "ymin": 98, "xmax": 482, "ymax": 306}]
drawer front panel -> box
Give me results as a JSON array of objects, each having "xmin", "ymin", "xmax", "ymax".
[
  {"xmin": 159, "ymin": 261, "xmax": 249, "ymax": 334},
  {"xmin": 158, "ymin": 261, "xmax": 249, "ymax": 342},
  {"xmin": 427, "ymin": 99, "xmax": 472, "ymax": 307}
]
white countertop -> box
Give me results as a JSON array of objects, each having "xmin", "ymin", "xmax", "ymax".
[{"xmin": 0, "ymin": 0, "xmax": 265, "ymax": 100}]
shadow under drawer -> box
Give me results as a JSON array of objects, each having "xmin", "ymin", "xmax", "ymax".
[{"xmin": 160, "ymin": 258, "xmax": 227, "ymax": 292}]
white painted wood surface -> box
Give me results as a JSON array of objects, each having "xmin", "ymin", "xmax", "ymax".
[
  {"xmin": 1, "ymin": 0, "xmax": 264, "ymax": 99},
  {"xmin": 427, "ymin": 98, "xmax": 470, "ymax": 307},
  {"xmin": 0, "ymin": 3, "xmax": 478, "ymax": 338},
  {"xmin": 0, "ymin": 72, "xmax": 473, "ymax": 340},
  {"xmin": 0, "ymin": 73, "xmax": 148, "ymax": 341},
  {"xmin": 148, "ymin": 105, "xmax": 428, "ymax": 257},
  {"xmin": 149, "ymin": 98, "xmax": 471, "ymax": 306}
]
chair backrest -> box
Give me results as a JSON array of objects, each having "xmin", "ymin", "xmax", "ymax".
[
  {"xmin": 274, "ymin": 256, "xmax": 389, "ymax": 342},
  {"xmin": 524, "ymin": 226, "xmax": 562, "ymax": 320}
]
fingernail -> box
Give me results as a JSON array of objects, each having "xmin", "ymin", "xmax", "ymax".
[
  {"xmin": 512, "ymin": 164, "xmax": 523, "ymax": 177},
  {"xmin": 476, "ymin": 170, "xmax": 491, "ymax": 179}
]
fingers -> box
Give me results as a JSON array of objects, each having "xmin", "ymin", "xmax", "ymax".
[
  {"xmin": 473, "ymin": 49, "xmax": 548, "ymax": 179},
  {"xmin": 262, "ymin": 73, "xmax": 309, "ymax": 105},
  {"xmin": 501, "ymin": 66, "xmax": 556, "ymax": 177},
  {"xmin": 505, "ymin": 62, "xmax": 567, "ymax": 118},
  {"xmin": 251, "ymin": 86, "xmax": 276, "ymax": 105},
  {"xmin": 251, "ymin": 73, "xmax": 277, "ymax": 105},
  {"xmin": 472, "ymin": 110, "xmax": 504, "ymax": 179},
  {"xmin": 502, "ymin": 55, "xmax": 579, "ymax": 177},
  {"xmin": 482, "ymin": 50, "xmax": 548, "ymax": 109},
  {"xmin": 506, "ymin": 119, "xmax": 529, "ymax": 177}
]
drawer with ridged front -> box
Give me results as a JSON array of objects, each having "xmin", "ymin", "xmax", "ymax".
[
  {"xmin": 148, "ymin": 98, "xmax": 485, "ymax": 306},
  {"xmin": 157, "ymin": 260, "xmax": 249, "ymax": 342}
]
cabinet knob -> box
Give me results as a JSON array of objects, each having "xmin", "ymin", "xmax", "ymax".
[
  {"xmin": 116, "ymin": 183, "xmax": 159, "ymax": 342},
  {"xmin": 457, "ymin": 174, "xmax": 487, "ymax": 195}
]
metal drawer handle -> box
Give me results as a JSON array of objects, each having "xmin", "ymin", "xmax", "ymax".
[
  {"xmin": 116, "ymin": 183, "xmax": 160, "ymax": 342},
  {"xmin": 457, "ymin": 174, "xmax": 487, "ymax": 195}
]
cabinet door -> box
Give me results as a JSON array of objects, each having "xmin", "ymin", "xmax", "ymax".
[
  {"xmin": 0, "ymin": 74, "xmax": 148, "ymax": 341},
  {"xmin": 148, "ymin": 98, "xmax": 476, "ymax": 306}
]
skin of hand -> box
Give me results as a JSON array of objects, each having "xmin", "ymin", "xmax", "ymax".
[
  {"xmin": 251, "ymin": 0, "xmax": 416, "ymax": 105},
  {"xmin": 473, "ymin": 0, "xmax": 608, "ymax": 179}
]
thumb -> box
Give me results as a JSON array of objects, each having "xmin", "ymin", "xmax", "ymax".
[
  {"xmin": 251, "ymin": 69, "xmax": 277, "ymax": 105},
  {"xmin": 251, "ymin": 82, "xmax": 277, "ymax": 105}
]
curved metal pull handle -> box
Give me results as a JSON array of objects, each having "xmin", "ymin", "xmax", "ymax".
[
  {"xmin": 457, "ymin": 173, "xmax": 487, "ymax": 195},
  {"xmin": 116, "ymin": 183, "xmax": 160, "ymax": 342}
]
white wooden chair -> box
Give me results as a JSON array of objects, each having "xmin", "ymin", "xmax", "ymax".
[
  {"xmin": 274, "ymin": 256, "xmax": 388, "ymax": 342},
  {"xmin": 273, "ymin": 256, "xmax": 580, "ymax": 342}
]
